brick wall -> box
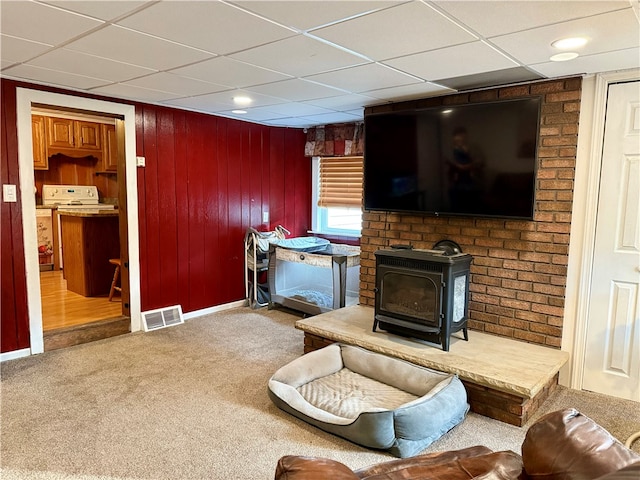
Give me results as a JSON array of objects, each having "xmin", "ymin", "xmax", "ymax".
[{"xmin": 360, "ymin": 77, "xmax": 582, "ymax": 348}]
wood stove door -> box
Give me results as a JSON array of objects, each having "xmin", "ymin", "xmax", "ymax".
[{"xmin": 376, "ymin": 266, "xmax": 443, "ymax": 328}]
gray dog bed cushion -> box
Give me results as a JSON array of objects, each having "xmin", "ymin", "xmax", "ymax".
[{"xmin": 268, "ymin": 344, "xmax": 469, "ymax": 458}]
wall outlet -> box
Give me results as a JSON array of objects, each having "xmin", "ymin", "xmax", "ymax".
[
  {"xmin": 3, "ymin": 184, "xmax": 17, "ymax": 202},
  {"xmin": 136, "ymin": 156, "xmax": 146, "ymax": 167},
  {"xmin": 262, "ymin": 211, "xmax": 269, "ymax": 223}
]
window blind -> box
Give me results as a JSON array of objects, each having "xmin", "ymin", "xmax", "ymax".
[{"xmin": 318, "ymin": 156, "xmax": 364, "ymax": 208}]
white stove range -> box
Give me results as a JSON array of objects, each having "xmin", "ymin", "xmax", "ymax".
[
  {"xmin": 42, "ymin": 185, "xmax": 116, "ymax": 270},
  {"xmin": 42, "ymin": 185, "xmax": 116, "ymax": 213}
]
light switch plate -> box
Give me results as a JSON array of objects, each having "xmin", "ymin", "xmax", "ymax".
[
  {"xmin": 136, "ymin": 156, "xmax": 146, "ymax": 167},
  {"xmin": 3, "ymin": 184, "xmax": 17, "ymax": 202},
  {"xmin": 262, "ymin": 211, "xmax": 269, "ymax": 223}
]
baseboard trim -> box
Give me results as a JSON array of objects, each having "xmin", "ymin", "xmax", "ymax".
[
  {"xmin": 183, "ymin": 300, "xmax": 247, "ymax": 320},
  {"xmin": 0, "ymin": 348, "xmax": 32, "ymax": 362},
  {"xmin": 3, "ymin": 300, "xmax": 249, "ymax": 360}
]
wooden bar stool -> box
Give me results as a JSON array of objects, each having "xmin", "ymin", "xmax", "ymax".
[{"xmin": 108, "ymin": 258, "xmax": 122, "ymax": 301}]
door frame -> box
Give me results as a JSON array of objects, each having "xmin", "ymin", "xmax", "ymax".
[
  {"xmin": 16, "ymin": 87, "xmax": 141, "ymax": 354},
  {"xmin": 562, "ymin": 69, "xmax": 640, "ymax": 390}
]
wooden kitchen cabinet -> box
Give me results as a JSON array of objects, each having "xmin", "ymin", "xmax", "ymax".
[
  {"xmin": 32, "ymin": 115, "xmax": 48, "ymax": 170},
  {"xmin": 75, "ymin": 121, "xmax": 101, "ymax": 150},
  {"xmin": 45, "ymin": 117, "xmax": 101, "ymax": 151},
  {"xmin": 101, "ymin": 124, "xmax": 118, "ymax": 171},
  {"xmin": 40, "ymin": 116, "xmax": 104, "ymax": 163},
  {"xmin": 46, "ymin": 117, "xmax": 75, "ymax": 149}
]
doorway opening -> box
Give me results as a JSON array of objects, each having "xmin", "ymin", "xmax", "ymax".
[
  {"xmin": 32, "ymin": 105, "xmax": 130, "ymax": 350},
  {"xmin": 16, "ymin": 88, "xmax": 141, "ymax": 356}
]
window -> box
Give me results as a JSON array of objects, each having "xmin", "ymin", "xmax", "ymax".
[{"xmin": 311, "ymin": 156, "xmax": 363, "ymax": 237}]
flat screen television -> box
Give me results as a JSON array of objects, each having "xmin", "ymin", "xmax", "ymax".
[{"xmin": 364, "ymin": 97, "xmax": 541, "ymax": 219}]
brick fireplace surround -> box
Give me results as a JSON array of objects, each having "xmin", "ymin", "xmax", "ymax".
[{"xmin": 359, "ymin": 77, "xmax": 582, "ymax": 349}]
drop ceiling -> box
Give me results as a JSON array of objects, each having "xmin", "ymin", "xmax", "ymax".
[{"xmin": 1, "ymin": 0, "xmax": 638, "ymax": 128}]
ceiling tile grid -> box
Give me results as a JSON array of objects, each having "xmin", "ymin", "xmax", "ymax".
[
  {"xmin": 169, "ymin": 57, "xmax": 292, "ymax": 89},
  {"xmin": 0, "ymin": 34, "xmax": 53, "ymax": 64},
  {"xmin": 3, "ymin": 63, "xmax": 111, "ymax": 90},
  {"xmin": 309, "ymin": 1, "xmax": 478, "ymax": 61},
  {"xmin": 1, "ymin": 0, "xmax": 638, "ymax": 127},
  {"xmin": 229, "ymin": 35, "xmax": 369, "ymax": 77},
  {"xmin": 63, "ymin": 25, "xmax": 215, "ymax": 71},
  {"xmin": 115, "ymin": 1, "xmax": 297, "ymax": 55},
  {"xmin": 27, "ymin": 48, "xmax": 156, "ymax": 83},
  {"xmin": 230, "ymin": 1, "xmax": 403, "ymax": 32},
  {"xmin": 0, "ymin": 1, "xmax": 103, "ymax": 45}
]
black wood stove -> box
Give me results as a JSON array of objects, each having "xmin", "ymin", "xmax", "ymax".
[{"xmin": 373, "ymin": 242, "xmax": 472, "ymax": 351}]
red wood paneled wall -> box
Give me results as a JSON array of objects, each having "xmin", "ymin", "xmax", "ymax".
[
  {"xmin": 1, "ymin": 80, "xmax": 30, "ymax": 353},
  {"xmin": 135, "ymin": 105, "xmax": 310, "ymax": 313},
  {"xmin": 0, "ymin": 79, "xmax": 310, "ymax": 353}
]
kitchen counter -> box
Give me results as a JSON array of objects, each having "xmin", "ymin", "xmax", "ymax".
[
  {"xmin": 57, "ymin": 210, "xmax": 119, "ymax": 218},
  {"xmin": 60, "ymin": 213, "xmax": 120, "ymax": 296}
]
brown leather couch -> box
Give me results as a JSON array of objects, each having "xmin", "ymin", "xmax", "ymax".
[{"xmin": 274, "ymin": 408, "xmax": 640, "ymax": 480}]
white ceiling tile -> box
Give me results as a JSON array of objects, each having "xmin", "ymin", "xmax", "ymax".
[
  {"xmin": 162, "ymin": 96, "xmax": 234, "ymax": 114},
  {"xmin": 1, "ymin": 64, "xmax": 109, "ymax": 90},
  {"xmin": 204, "ymin": 89, "xmax": 288, "ymax": 108},
  {"xmin": 490, "ymin": 9, "xmax": 640, "ymax": 65},
  {"xmin": 305, "ymin": 63, "xmax": 422, "ymax": 93},
  {"xmin": 311, "ymin": 1, "xmax": 476, "ymax": 61},
  {"xmin": 385, "ymin": 41, "xmax": 518, "ymax": 81},
  {"xmin": 436, "ymin": 1, "xmax": 631, "ymax": 38},
  {"xmin": 363, "ymin": 82, "xmax": 455, "ymax": 101},
  {"xmin": 125, "ymin": 72, "xmax": 230, "ymax": 96},
  {"xmin": 65, "ymin": 25, "xmax": 213, "ymax": 71},
  {"xmin": 263, "ymin": 117, "xmax": 313, "ymax": 127},
  {"xmin": 232, "ymin": 1, "xmax": 401, "ymax": 31},
  {"xmin": 217, "ymin": 109, "xmax": 289, "ymax": 122},
  {"xmin": 436, "ymin": 67, "xmax": 542, "ymax": 90},
  {"xmin": 0, "ymin": 1, "xmax": 103, "ymax": 45},
  {"xmin": 530, "ymin": 47, "xmax": 640, "ymax": 77},
  {"xmin": 90, "ymin": 83, "xmax": 179, "ymax": 102},
  {"xmin": 0, "ymin": 34, "xmax": 53, "ymax": 63},
  {"xmin": 302, "ymin": 93, "xmax": 379, "ymax": 111},
  {"xmin": 343, "ymin": 108, "xmax": 365, "ymax": 117},
  {"xmin": 300, "ymin": 111, "xmax": 362, "ymax": 124},
  {"xmin": 170, "ymin": 57, "xmax": 291, "ymax": 89},
  {"xmin": 245, "ymin": 79, "xmax": 346, "ymax": 102},
  {"xmin": 252, "ymin": 103, "xmax": 335, "ymax": 117},
  {"xmin": 230, "ymin": 35, "xmax": 368, "ymax": 77},
  {"xmin": 1, "ymin": 59, "xmax": 16, "ymax": 70},
  {"xmin": 164, "ymin": 89, "xmax": 286, "ymax": 111},
  {"xmin": 117, "ymin": 1, "xmax": 295, "ymax": 55},
  {"xmin": 41, "ymin": 1, "xmax": 149, "ymax": 21},
  {"xmin": 28, "ymin": 48, "xmax": 155, "ymax": 83}
]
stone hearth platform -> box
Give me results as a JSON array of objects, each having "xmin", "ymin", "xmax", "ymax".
[{"xmin": 296, "ymin": 305, "xmax": 569, "ymax": 427}]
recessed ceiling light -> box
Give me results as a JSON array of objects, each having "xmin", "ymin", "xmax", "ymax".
[
  {"xmin": 550, "ymin": 52, "xmax": 580, "ymax": 62},
  {"xmin": 232, "ymin": 109, "xmax": 247, "ymax": 114},
  {"xmin": 551, "ymin": 37, "xmax": 588, "ymax": 50},
  {"xmin": 233, "ymin": 96, "xmax": 252, "ymax": 106}
]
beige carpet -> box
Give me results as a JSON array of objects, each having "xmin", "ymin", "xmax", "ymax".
[{"xmin": 1, "ymin": 307, "xmax": 639, "ymax": 480}]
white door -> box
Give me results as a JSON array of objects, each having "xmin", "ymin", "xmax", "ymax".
[{"xmin": 583, "ymin": 81, "xmax": 640, "ymax": 401}]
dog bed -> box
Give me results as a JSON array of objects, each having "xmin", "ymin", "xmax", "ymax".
[{"xmin": 268, "ymin": 344, "xmax": 469, "ymax": 458}]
